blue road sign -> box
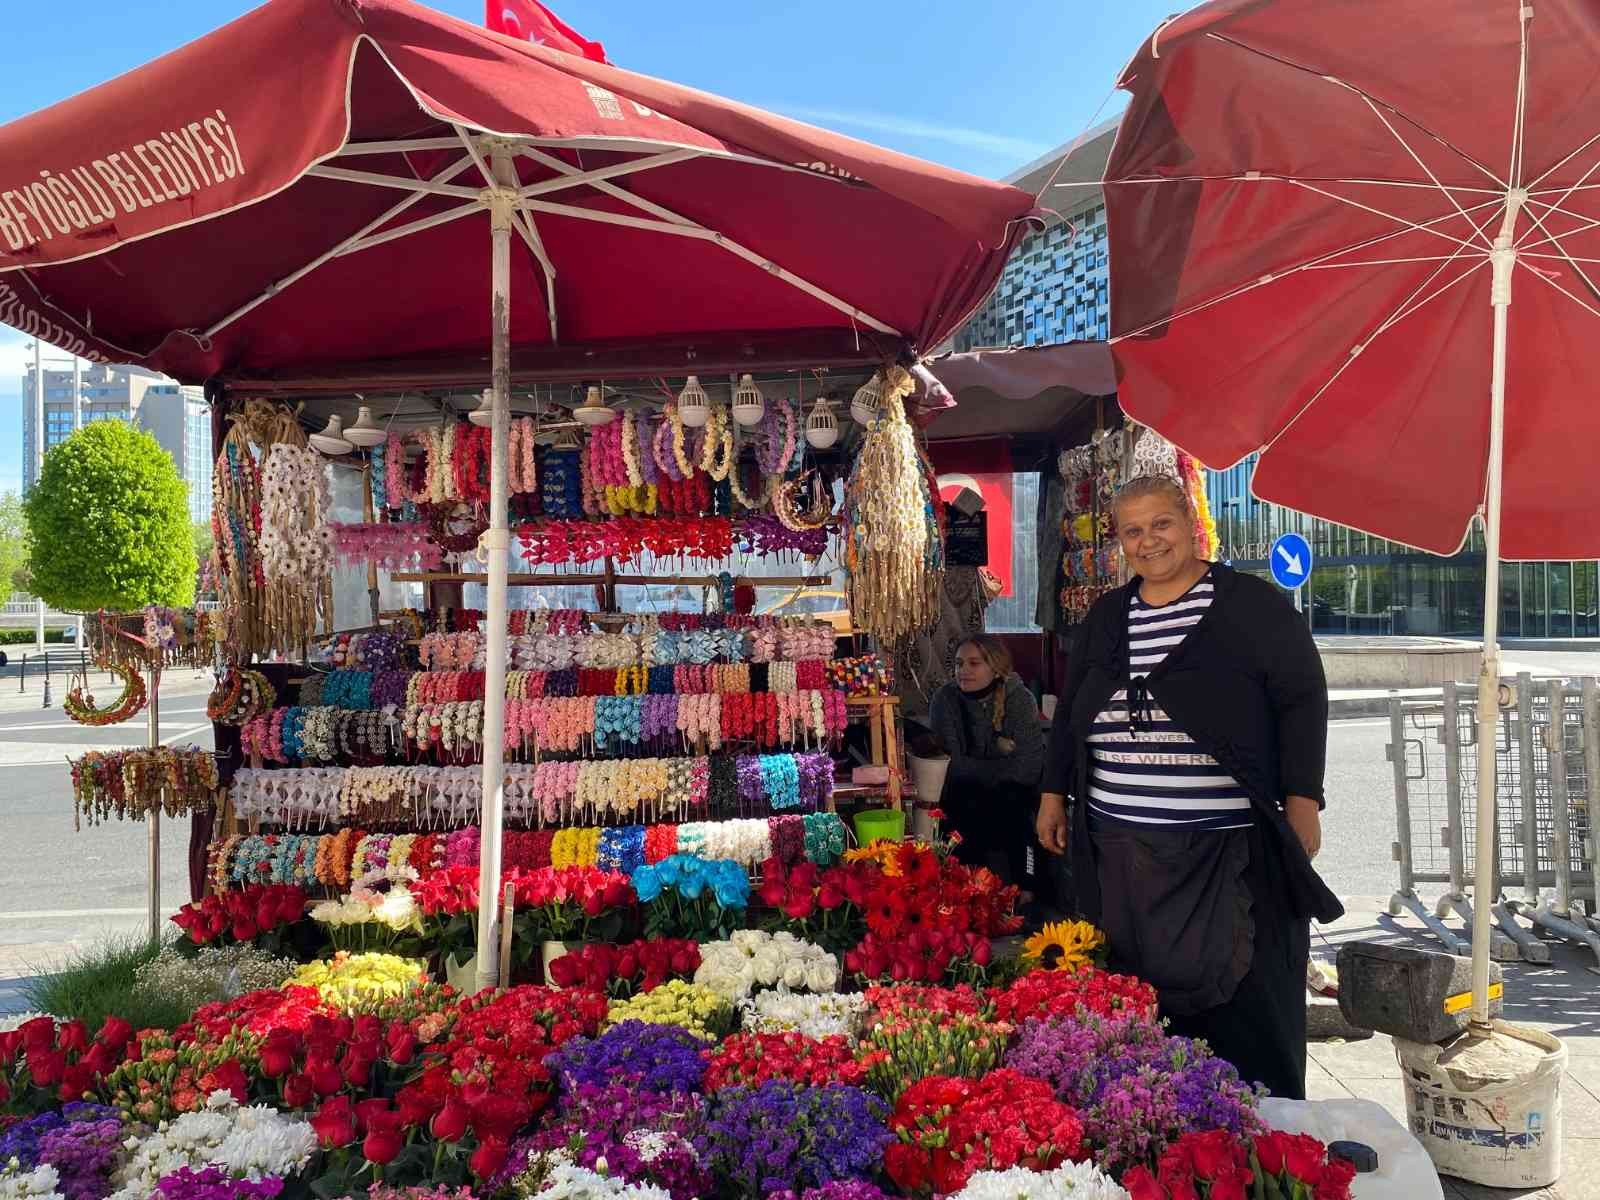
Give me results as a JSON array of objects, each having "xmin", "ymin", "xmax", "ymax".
[{"xmin": 1269, "ymin": 531, "xmax": 1313, "ymax": 590}]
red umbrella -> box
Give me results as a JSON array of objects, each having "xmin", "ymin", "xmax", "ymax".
[
  {"xmin": 1097, "ymin": 1, "xmax": 1597, "ymax": 1027},
  {"xmin": 0, "ymin": 0, "xmax": 1037, "ymax": 990},
  {"xmin": 0, "ymin": 0, "xmax": 1035, "ymax": 385}
]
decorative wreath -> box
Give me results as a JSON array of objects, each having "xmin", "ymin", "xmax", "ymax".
[
  {"xmin": 64, "ymin": 661, "xmax": 148, "ymax": 727},
  {"xmin": 426, "ymin": 503, "xmax": 489, "ymax": 556}
]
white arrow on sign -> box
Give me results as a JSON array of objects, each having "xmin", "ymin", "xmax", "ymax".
[{"xmin": 1276, "ymin": 544, "xmax": 1305, "ymax": 577}]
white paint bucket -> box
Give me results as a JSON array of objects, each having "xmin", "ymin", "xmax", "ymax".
[
  {"xmin": 906, "ymin": 752, "xmax": 948, "ymax": 810},
  {"xmin": 1394, "ymin": 1020, "xmax": 1565, "ymax": 1189}
]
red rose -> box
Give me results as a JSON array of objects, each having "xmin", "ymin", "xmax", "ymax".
[
  {"xmin": 28, "ymin": 1049, "xmax": 66, "ymax": 1086},
  {"xmin": 1122, "ymin": 1165, "xmax": 1164, "ymax": 1200},
  {"xmin": 670, "ymin": 945, "xmax": 698, "ymax": 974},
  {"xmin": 472, "ymin": 1092, "xmax": 532, "ymax": 1141},
  {"xmin": 282, "ymin": 1073, "xmax": 315, "ymax": 1109},
  {"xmin": 258, "ymin": 1035, "xmax": 299, "ymax": 1079},
  {"xmin": 1253, "ymin": 1130, "xmax": 1290, "ymax": 1176},
  {"xmin": 1284, "ymin": 1133, "xmax": 1330, "ymax": 1182},
  {"xmin": 1189, "ymin": 1130, "xmax": 1246, "ymax": 1180},
  {"xmin": 58, "ymin": 1063, "xmax": 94, "ymax": 1102},
  {"xmin": 0, "ymin": 1031, "xmax": 22, "ymax": 1065},
  {"xmin": 547, "ymin": 955, "xmax": 579, "ymax": 987},
  {"xmin": 1315, "ymin": 1156, "xmax": 1358, "ymax": 1200},
  {"xmin": 307, "ymin": 1058, "xmax": 343, "ymax": 1097},
  {"xmin": 431, "ymin": 1097, "xmax": 470, "ymax": 1142},
  {"xmin": 783, "ymin": 892, "xmax": 815, "ymax": 920},
  {"xmin": 615, "ymin": 949, "xmax": 640, "ymax": 982},
  {"xmin": 208, "ymin": 1057, "xmax": 250, "ymax": 1103},
  {"xmin": 470, "ymin": 1137, "xmax": 511, "ymax": 1180},
  {"xmin": 309, "ymin": 1096, "xmax": 358, "ymax": 1147},
  {"xmin": 363, "ymin": 1124, "xmax": 405, "ymax": 1165},
  {"xmin": 396, "ymin": 1084, "xmax": 440, "ymax": 1128}
]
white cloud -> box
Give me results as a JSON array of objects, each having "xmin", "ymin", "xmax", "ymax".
[{"xmin": 769, "ymin": 104, "xmax": 1050, "ymax": 164}]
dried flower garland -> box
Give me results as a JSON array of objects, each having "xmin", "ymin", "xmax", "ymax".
[
  {"xmin": 207, "ymin": 667, "xmax": 277, "ymax": 725},
  {"xmin": 70, "ymin": 748, "xmax": 221, "ymax": 828},
  {"xmin": 843, "ymin": 367, "xmax": 944, "ymax": 643},
  {"xmin": 63, "ymin": 661, "xmax": 147, "ymax": 726}
]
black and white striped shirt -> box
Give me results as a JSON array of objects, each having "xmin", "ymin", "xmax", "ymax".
[{"xmin": 1087, "ymin": 572, "xmax": 1253, "ymax": 831}]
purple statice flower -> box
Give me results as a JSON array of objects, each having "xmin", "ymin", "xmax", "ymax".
[
  {"xmin": 153, "ymin": 1167, "xmax": 286, "ymax": 1200},
  {"xmin": 35, "ymin": 1116, "xmax": 123, "ymax": 1200},
  {"xmin": 499, "ymin": 1083, "xmax": 712, "ymax": 1200},
  {"xmin": 706, "ymin": 1082, "xmax": 890, "ymax": 1197},
  {"xmin": 0, "ymin": 1111, "xmax": 66, "ymax": 1171},
  {"xmin": 770, "ymin": 1183, "xmax": 895, "ymax": 1200},
  {"xmin": 544, "ymin": 1020, "xmax": 708, "ymax": 1095}
]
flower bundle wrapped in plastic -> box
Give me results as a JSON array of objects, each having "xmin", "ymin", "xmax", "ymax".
[
  {"xmin": 693, "ymin": 929, "xmax": 838, "ymax": 1002},
  {"xmin": 703, "ymin": 1031, "xmax": 874, "ymax": 1091},
  {"xmin": 288, "ymin": 953, "xmax": 427, "ymax": 1014},
  {"xmin": 884, "ymin": 1069, "xmax": 1084, "ymax": 1197},
  {"xmin": 629, "ymin": 855, "xmax": 749, "ymax": 942},
  {"xmin": 105, "ymin": 1090, "xmax": 317, "ymax": 1200},
  {"xmin": 735, "ymin": 991, "xmax": 870, "ymax": 1042},
  {"xmin": 171, "ymin": 884, "xmax": 308, "ymax": 955},
  {"xmin": 1006, "ymin": 1007, "xmax": 1262, "ymax": 1176},
  {"xmin": 704, "ymin": 1081, "xmax": 892, "ymax": 1198},
  {"xmin": 603, "ymin": 981, "xmax": 733, "ymax": 1042},
  {"xmin": 544, "ymin": 938, "xmax": 700, "ymax": 997}
]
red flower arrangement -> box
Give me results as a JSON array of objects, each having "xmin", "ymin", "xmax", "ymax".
[
  {"xmin": 757, "ymin": 856, "xmax": 871, "ymax": 954},
  {"xmin": 171, "ymin": 882, "xmax": 308, "ymax": 952},
  {"xmin": 702, "ymin": 1031, "xmax": 876, "ymax": 1091},
  {"xmin": 884, "ymin": 1068, "xmax": 1085, "ymax": 1196},
  {"xmin": 988, "ymin": 964, "xmax": 1158, "ymax": 1025},
  {"xmin": 508, "ymin": 866, "xmax": 636, "ymax": 945},
  {"xmin": 0, "ymin": 1014, "xmax": 137, "ymax": 1113},
  {"xmin": 1122, "ymin": 1128, "xmax": 1356, "ymax": 1200},
  {"xmin": 543, "ymin": 937, "xmax": 700, "ymax": 996}
]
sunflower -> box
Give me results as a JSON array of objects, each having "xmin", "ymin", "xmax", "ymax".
[{"xmin": 1021, "ymin": 919, "xmax": 1106, "ymax": 972}]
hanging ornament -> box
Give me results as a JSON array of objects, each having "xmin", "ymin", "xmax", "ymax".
[{"xmin": 64, "ymin": 661, "xmax": 148, "ymax": 726}]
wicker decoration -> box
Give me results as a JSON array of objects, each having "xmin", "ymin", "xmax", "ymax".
[
  {"xmin": 842, "ymin": 367, "xmax": 944, "ymax": 643},
  {"xmin": 212, "ymin": 399, "xmax": 333, "ymax": 663}
]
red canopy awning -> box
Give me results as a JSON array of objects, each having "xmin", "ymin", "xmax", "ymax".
[{"xmin": 0, "ymin": 0, "xmax": 1038, "ymax": 386}]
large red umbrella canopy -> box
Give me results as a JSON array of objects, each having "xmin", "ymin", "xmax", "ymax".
[
  {"xmin": 1102, "ymin": 0, "xmax": 1600, "ymax": 559},
  {"xmin": 0, "ymin": 0, "xmax": 1036, "ymax": 386}
]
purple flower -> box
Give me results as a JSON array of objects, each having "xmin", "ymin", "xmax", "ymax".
[
  {"xmin": 769, "ymin": 1184, "xmax": 895, "ymax": 1200},
  {"xmin": 544, "ymin": 1020, "xmax": 708, "ymax": 1095},
  {"xmin": 706, "ymin": 1082, "xmax": 890, "ymax": 1197},
  {"xmin": 33, "ymin": 1117, "xmax": 123, "ymax": 1200},
  {"xmin": 154, "ymin": 1168, "xmax": 286, "ymax": 1200}
]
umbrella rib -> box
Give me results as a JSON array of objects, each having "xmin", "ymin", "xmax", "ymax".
[
  {"xmin": 1514, "ymin": 256, "xmax": 1600, "ymax": 321},
  {"xmin": 305, "ymin": 164, "xmax": 481, "ymax": 199},
  {"xmin": 203, "ymin": 153, "xmax": 479, "ymax": 340},
  {"xmin": 1257, "ymin": 257, "xmax": 1490, "ymax": 456},
  {"xmin": 1112, "ymin": 194, "xmax": 1502, "ymax": 344},
  {"xmin": 1515, "ymin": 199, "xmax": 1600, "ymax": 307},
  {"xmin": 1357, "ymin": 95, "xmax": 1495, "ymax": 249},
  {"xmin": 1090, "ymin": 174, "xmax": 1503, "ymax": 196},
  {"xmin": 1516, "ymin": 186, "xmax": 1600, "ymax": 251},
  {"xmin": 338, "ymin": 203, "xmax": 483, "ymax": 256},
  {"xmin": 1509, "ymin": 0, "xmax": 1532, "ymax": 188},
  {"xmin": 1524, "ymin": 132, "xmax": 1600, "ymax": 195},
  {"xmin": 516, "ymin": 146, "xmax": 902, "ymax": 338},
  {"xmin": 1284, "ymin": 179, "xmax": 1491, "ymax": 255},
  {"xmin": 453, "ymin": 126, "xmax": 559, "ymax": 343}
]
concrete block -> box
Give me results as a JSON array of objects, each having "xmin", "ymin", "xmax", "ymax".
[
  {"xmin": 1336, "ymin": 942, "xmax": 1502, "ymax": 1044},
  {"xmin": 1308, "ymin": 993, "xmax": 1375, "ymax": 1041}
]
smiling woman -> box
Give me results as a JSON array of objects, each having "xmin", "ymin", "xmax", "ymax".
[{"xmin": 1037, "ymin": 472, "xmax": 1340, "ymax": 1102}]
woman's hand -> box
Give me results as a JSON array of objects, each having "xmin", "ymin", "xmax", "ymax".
[
  {"xmin": 1036, "ymin": 793, "xmax": 1069, "ymax": 855},
  {"xmin": 1285, "ymin": 795, "xmax": 1322, "ymax": 859}
]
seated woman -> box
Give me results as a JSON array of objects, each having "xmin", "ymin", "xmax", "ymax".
[{"xmin": 927, "ymin": 635, "xmax": 1044, "ymax": 893}]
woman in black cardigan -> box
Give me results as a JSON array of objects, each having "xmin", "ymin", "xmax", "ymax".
[{"xmin": 1036, "ymin": 476, "xmax": 1342, "ymax": 1099}]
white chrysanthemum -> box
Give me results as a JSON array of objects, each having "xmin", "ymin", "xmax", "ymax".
[
  {"xmin": 738, "ymin": 990, "xmax": 868, "ymax": 1041},
  {"xmin": 0, "ymin": 1163, "xmax": 66, "ymax": 1200},
  {"xmin": 107, "ymin": 1091, "xmax": 315, "ymax": 1199},
  {"xmin": 952, "ymin": 1163, "xmax": 1131, "ymax": 1200},
  {"xmin": 536, "ymin": 1161, "xmax": 673, "ymax": 1199}
]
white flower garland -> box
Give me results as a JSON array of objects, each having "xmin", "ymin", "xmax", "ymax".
[{"xmin": 259, "ymin": 444, "xmax": 334, "ymax": 585}]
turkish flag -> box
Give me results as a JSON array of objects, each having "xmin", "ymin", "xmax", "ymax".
[{"xmin": 486, "ymin": 0, "xmax": 607, "ymax": 62}]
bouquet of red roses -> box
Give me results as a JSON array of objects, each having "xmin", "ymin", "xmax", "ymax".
[
  {"xmin": 171, "ymin": 882, "xmax": 309, "ymax": 956},
  {"xmin": 412, "ymin": 865, "xmax": 481, "ymax": 969},
  {"xmin": 508, "ymin": 866, "xmax": 635, "ymax": 946},
  {"xmin": 884, "ymin": 1068, "xmax": 1085, "ymax": 1196},
  {"xmin": 0, "ymin": 1014, "xmax": 137, "ymax": 1114},
  {"xmin": 1124, "ymin": 1128, "xmax": 1356, "ymax": 1200},
  {"xmin": 757, "ymin": 856, "xmax": 871, "ymax": 954},
  {"xmin": 543, "ymin": 937, "xmax": 700, "ymax": 996}
]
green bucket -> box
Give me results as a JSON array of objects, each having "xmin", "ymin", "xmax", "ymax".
[{"xmin": 853, "ymin": 807, "xmax": 905, "ymax": 846}]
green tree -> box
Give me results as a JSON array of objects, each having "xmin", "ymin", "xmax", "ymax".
[
  {"xmin": 0, "ymin": 492, "xmax": 26, "ymax": 606},
  {"xmin": 24, "ymin": 422, "xmax": 196, "ymax": 611}
]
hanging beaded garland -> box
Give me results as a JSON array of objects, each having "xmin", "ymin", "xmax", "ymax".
[{"xmin": 63, "ymin": 661, "xmax": 148, "ymax": 727}]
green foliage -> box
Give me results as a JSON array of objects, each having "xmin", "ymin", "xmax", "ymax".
[
  {"xmin": 0, "ymin": 627, "xmax": 73, "ymax": 645},
  {"xmin": 22, "ymin": 933, "xmax": 192, "ymax": 1033},
  {"xmin": 23, "ymin": 421, "xmax": 196, "ymax": 611},
  {"xmin": 0, "ymin": 492, "xmax": 24, "ymax": 608},
  {"xmin": 191, "ymin": 520, "xmax": 214, "ymax": 568}
]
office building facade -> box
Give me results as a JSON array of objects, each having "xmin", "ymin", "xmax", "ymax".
[{"xmin": 21, "ymin": 361, "xmax": 212, "ymax": 522}]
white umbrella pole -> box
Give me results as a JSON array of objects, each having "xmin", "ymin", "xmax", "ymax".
[
  {"xmin": 474, "ymin": 144, "xmax": 516, "ymax": 992},
  {"xmin": 1471, "ymin": 223, "xmax": 1518, "ymax": 1028}
]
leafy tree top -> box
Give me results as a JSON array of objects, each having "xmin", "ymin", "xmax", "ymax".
[{"xmin": 24, "ymin": 420, "xmax": 196, "ymax": 611}]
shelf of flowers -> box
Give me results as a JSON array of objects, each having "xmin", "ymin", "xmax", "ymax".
[{"xmin": 0, "ymin": 837, "xmax": 1361, "ymax": 1200}]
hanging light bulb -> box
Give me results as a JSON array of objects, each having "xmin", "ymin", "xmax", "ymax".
[
  {"xmin": 309, "ymin": 413, "xmax": 353, "ymax": 456},
  {"xmin": 344, "ymin": 404, "xmax": 386, "ymax": 447},
  {"xmin": 850, "ymin": 372, "xmax": 884, "ymax": 427},
  {"xmin": 804, "ymin": 396, "xmax": 839, "ymax": 449},
  {"xmin": 573, "ymin": 384, "xmax": 616, "ymax": 427},
  {"xmin": 677, "ymin": 375, "xmax": 710, "ymax": 428},
  {"xmin": 468, "ymin": 388, "xmax": 495, "ymax": 428},
  {"xmin": 731, "ymin": 373, "xmax": 766, "ymax": 427}
]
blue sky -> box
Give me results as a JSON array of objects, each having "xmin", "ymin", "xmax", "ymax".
[{"xmin": 0, "ymin": 0, "xmax": 1180, "ymax": 494}]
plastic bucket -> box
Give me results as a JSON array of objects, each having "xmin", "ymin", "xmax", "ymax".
[
  {"xmin": 853, "ymin": 808, "xmax": 905, "ymax": 846},
  {"xmin": 906, "ymin": 752, "xmax": 949, "ymax": 808},
  {"xmin": 1394, "ymin": 1019, "xmax": 1565, "ymax": 1188}
]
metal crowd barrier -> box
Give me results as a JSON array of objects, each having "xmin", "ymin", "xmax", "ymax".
[{"xmin": 1386, "ymin": 673, "xmax": 1600, "ymax": 967}]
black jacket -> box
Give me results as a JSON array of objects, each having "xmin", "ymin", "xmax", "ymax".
[{"xmin": 1043, "ymin": 563, "xmax": 1344, "ymax": 925}]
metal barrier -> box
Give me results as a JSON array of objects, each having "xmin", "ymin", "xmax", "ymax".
[{"xmin": 1387, "ymin": 673, "xmax": 1600, "ymax": 967}]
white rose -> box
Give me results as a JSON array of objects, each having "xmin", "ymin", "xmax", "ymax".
[
  {"xmin": 730, "ymin": 929, "xmax": 766, "ymax": 954},
  {"xmin": 751, "ymin": 950, "xmax": 782, "ymax": 986},
  {"xmin": 804, "ymin": 960, "xmax": 838, "ymax": 993},
  {"xmin": 782, "ymin": 960, "xmax": 808, "ymax": 990}
]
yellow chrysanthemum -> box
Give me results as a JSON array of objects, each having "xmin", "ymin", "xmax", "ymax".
[
  {"xmin": 291, "ymin": 951, "xmax": 427, "ymax": 1012},
  {"xmin": 1021, "ymin": 920, "xmax": 1106, "ymax": 972},
  {"xmin": 604, "ymin": 979, "xmax": 731, "ymax": 1040}
]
